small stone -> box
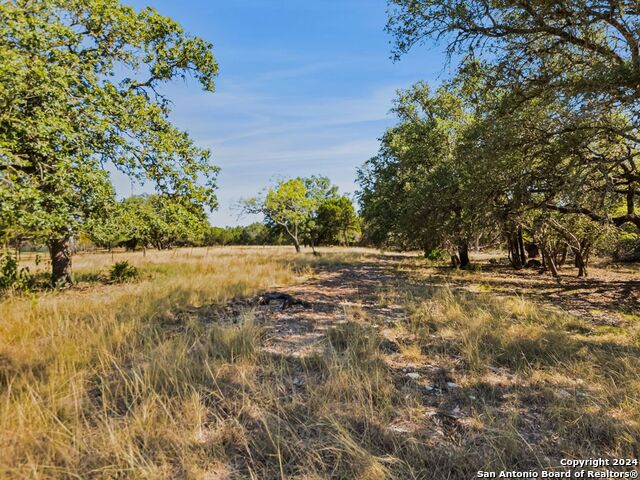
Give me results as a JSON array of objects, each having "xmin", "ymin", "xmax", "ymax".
[
  {"xmin": 293, "ymin": 377, "xmax": 305, "ymax": 386},
  {"xmin": 406, "ymin": 372, "xmax": 421, "ymax": 380},
  {"xmin": 446, "ymin": 381, "xmax": 459, "ymax": 389},
  {"xmin": 424, "ymin": 385, "xmax": 434, "ymax": 392},
  {"xmin": 388, "ymin": 424, "xmax": 410, "ymax": 434},
  {"xmin": 557, "ymin": 389, "xmax": 571, "ymax": 398},
  {"xmin": 469, "ymin": 395, "xmax": 477, "ymax": 400}
]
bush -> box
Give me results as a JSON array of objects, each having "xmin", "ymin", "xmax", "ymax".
[
  {"xmin": 612, "ymin": 234, "xmax": 640, "ymax": 262},
  {"xmin": 109, "ymin": 261, "xmax": 139, "ymax": 283},
  {"xmin": 0, "ymin": 253, "xmax": 33, "ymax": 293},
  {"xmin": 425, "ymin": 248, "xmax": 447, "ymax": 261}
]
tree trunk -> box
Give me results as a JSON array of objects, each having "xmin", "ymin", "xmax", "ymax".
[
  {"xmin": 450, "ymin": 254, "xmax": 460, "ymax": 268},
  {"xmin": 517, "ymin": 227, "xmax": 527, "ymax": 266},
  {"xmin": 576, "ymin": 257, "xmax": 587, "ymax": 277},
  {"xmin": 458, "ymin": 243, "xmax": 470, "ymax": 269},
  {"xmin": 541, "ymin": 243, "xmax": 560, "ymax": 280},
  {"xmin": 49, "ymin": 236, "xmax": 73, "ymax": 286},
  {"xmin": 525, "ymin": 242, "xmax": 540, "ymax": 259},
  {"xmin": 556, "ymin": 245, "xmax": 568, "ymax": 266},
  {"xmin": 571, "ymin": 247, "xmax": 589, "ymax": 277},
  {"xmin": 286, "ymin": 224, "xmax": 301, "ymax": 253},
  {"xmin": 507, "ymin": 232, "xmax": 523, "ymax": 268},
  {"xmin": 310, "ymin": 238, "xmax": 319, "ymax": 256},
  {"xmin": 474, "ymin": 233, "xmax": 482, "ymax": 253}
]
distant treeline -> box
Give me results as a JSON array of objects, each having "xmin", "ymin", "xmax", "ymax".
[
  {"xmin": 81, "ymin": 192, "xmax": 361, "ymax": 251},
  {"xmin": 204, "ymin": 224, "xmax": 288, "ymax": 246}
]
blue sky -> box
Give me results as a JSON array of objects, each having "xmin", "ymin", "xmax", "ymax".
[{"xmin": 118, "ymin": 0, "xmax": 448, "ymax": 226}]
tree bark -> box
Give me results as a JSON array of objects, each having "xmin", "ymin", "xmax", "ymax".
[
  {"xmin": 571, "ymin": 247, "xmax": 589, "ymax": 277},
  {"xmin": 556, "ymin": 245, "xmax": 568, "ymax": 266},
  {"xmin": 282, "ymin": 224, "xmax": 301, "ymax": 253},
  {"xmin": 49, "ymin": 236, "xmax": 73, "ymax": 286},
  {"xmin": 541, "ymin": 243, "xmax": 560, "ymax": 280},
  {"xmin": 525, "ymin": 242, "xmax": 539, "ymax": 259},
  {"xmin": 458, "ymin": 243, "xmax": 470, "ymax": 269},
  {"xmin": 474, "ymin": 233, "xmax": 482, "ymax": 253},
  {"xmin": 517, "ymin": 227, "xmax": 527, "ymax": 266},
  {"xmin": 507, "ymin": 231, "xmax": 523, "ymax": 268}
]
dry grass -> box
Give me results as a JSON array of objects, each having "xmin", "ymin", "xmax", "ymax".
[
  {"xmin": 1, "ymin": 247, "xmax": 639, "ymax": 479},
  {"xmin": 375, "ymin": 282, "xmax": 640, "ymax": 476},
  {"xmin": 0, "ymin": 247, "xmax": 325, "ymax": 478}
]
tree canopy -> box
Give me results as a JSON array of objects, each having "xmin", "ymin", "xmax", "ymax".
[
  {"xmin": 243, "ymin": 176, "xmax": 358, "ymax": 252},
  {"xmin": 86, "ymin": 195, "xmax": 210, "ymax": 251},
  {"xmin": 356, "ymin": 1, "xmax": 640, "ymax": 276},
  {"xmin": 0, "ymin": 0, "xmax": 219, "ymax": 284}
]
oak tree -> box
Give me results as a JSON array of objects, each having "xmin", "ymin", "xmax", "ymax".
[{"xmin": 0, "ymin": 0, "xmax": 219, "ymax": 284}]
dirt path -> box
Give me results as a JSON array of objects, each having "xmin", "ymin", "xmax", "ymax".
[
  {"xmin": 242, "ymin": 255, "xmax": 638, "ymax": 358},
  {"xmin": 253, "ymin": 258, "xmax": 405, "ymax": 357},
  {"xmin": 210, "ymin": 256, "xmax": 639, "ymax": 475}
]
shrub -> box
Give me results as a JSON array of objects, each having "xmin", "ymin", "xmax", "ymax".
[
  {"xmin": 109, "ymin": 261, "xmax": 139, "ymax": 283},
  {"xmin": 425, "ymin": 248, "xmax": 447, "ymax": 261},
  {"xmin": 612, "ymin": 233, "xmax": 640, "ymax": 262},
  {"xmin": 0, "ymin": 252, "xmax": 33, "ymax": 293}
]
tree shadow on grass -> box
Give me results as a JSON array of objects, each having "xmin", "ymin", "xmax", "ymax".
[{"xmin": 402, "ymin": 260, "xmax": 640, "ymax": 326}]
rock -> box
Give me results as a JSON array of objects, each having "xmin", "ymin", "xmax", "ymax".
[
  {"xmin": 557, "ymin": 389, "xmax": 571, "ymax": 399},
  {"xmin": 292, "ymin": 377, "xmax": 305, "ymax": 387},
  {"xmin": 446, "ymin": 381, "xmax": 459, "ymax": 389},
  {"xmin": 438, "ymin": 406, "xmax": 464, "ymax": 419},
  {"xmin": 257, "ymin": 292, "xmax": 310, "ymax": 309},
  {"xmin": 388, "ymin": 424, "xmax": 411, "ymax": 434},
  {"xmin": 379, "ymin": 338, "xmax": 401, "ymax": 353},
  {"xmin": 406, "ymin": 372, "xmax": 421, "ymax": 380},
  {"xmin": 424, "ymin": 385, "xmax": 434, "ymax": 392}
]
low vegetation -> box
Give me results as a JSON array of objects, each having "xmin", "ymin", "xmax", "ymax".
[
  {"xmin": 0, "ymin": 248, "xmax": 308, "ymax": 478},
  {"xmin": 1, "ymin": 248, "xmax": 637, "ymax": 478},
  {"xmin": 1, "ymin": 0, "xmax": 639, "ymax": 477}
]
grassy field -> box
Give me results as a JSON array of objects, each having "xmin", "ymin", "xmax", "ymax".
[{"xmin": 1, "ymin": 247, "xmax": 638, "ymax": 479}]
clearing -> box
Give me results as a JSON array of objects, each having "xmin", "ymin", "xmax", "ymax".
[{"xmin": 1, "ymin": 247, "xmax": 638, "ymax": 479}]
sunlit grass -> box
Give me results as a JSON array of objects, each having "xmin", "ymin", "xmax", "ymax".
[
  {"xmin": 0, "ymin": 248, "xmax": 328, "ymax": 478},
  {"xmin": 1, "ymin": 248, "xmax": 638, "ymax": 478}
]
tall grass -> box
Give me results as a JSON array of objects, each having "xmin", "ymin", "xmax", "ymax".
[
  {"xmin": 393, "ymin": 285, "xmax": 640, "ymax": 473},
  {"xmin": 0, "ymin": 248, "xmax": 309, "ymax": 478},
  {"xmin": 2, "ymin": 249, "xmax": 638, "ymax": 478}
]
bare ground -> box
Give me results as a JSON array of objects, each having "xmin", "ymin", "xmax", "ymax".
[
  {"xmin": 400, "ymin": 255, "xmax": 640, "ymax": 326},
  {"xmin": 238, "ymin": 254, "xmax": 639, "ymax": 357},
  {"xmin": 209, "ymin": 254, "xmax": 640, "ymax": 475}
]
